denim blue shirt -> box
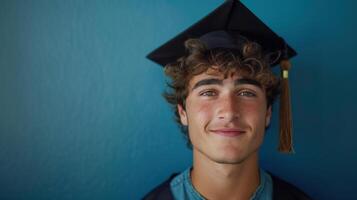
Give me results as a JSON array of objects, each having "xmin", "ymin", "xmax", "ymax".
[{"xmin": 170, "ymin": 167, "xmax": 273, "ymax": 200}]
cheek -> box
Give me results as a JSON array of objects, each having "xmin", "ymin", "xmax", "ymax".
[
  {"xmin": 187, "ymin": 100, "xmax": 213, "ymax": 124},
  {"xmin": 197, "ymin": 101, "xmax": 212, "ymax": 112},
  {"xmin": 186, "ymin": 101, "xmax": 214, "ymax": 143},
  {"xmin": 240, "ymin": 102, "xmax": 267, "ymax": 122}
]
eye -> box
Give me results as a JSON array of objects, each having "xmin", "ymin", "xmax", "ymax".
[
  {"xmin": 199, "ymin": 90, "xmax": 217, "ymax": 97},
  {"xmin": 238, "ymin": 90, "xmax": 256, "ymax": 97}
]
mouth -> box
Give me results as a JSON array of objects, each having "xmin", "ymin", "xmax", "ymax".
[{"xmin": 210, "ymin": 128, "xmax": 246, "ymax": 137}]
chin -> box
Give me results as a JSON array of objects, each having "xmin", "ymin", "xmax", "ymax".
[
  {"xmin": 210, "ymin": 145, "xmax": 258, "ymax": 165},
  {"xmin": 212, "ymin": 157, "xmax": 246, "ymax": 165},
  {"xmin": 205, "ymin": 148, "xmax": 245, "ymax": 164}
]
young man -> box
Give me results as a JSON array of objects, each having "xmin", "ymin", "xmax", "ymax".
[{"xmin": 144, "ymin": 1, "xmax": 310, "ymax": 199}]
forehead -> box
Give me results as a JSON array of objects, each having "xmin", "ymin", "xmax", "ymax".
[
  {"xmin": 187, "ymin": 67, "xmax": 266, "ymax": 94},
  {"xmin": 189, "ymin": 67, "xmax": 243, "ymax": 85}
]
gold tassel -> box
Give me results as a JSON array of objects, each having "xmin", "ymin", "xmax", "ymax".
[{"xmin": 278, "ymin": 59, "xmax": 294, "ymax": 153}]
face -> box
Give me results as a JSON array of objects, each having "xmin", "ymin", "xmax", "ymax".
[{"xmin": 178, "ymin": 68, "xmax": 271, "ymax": 164}]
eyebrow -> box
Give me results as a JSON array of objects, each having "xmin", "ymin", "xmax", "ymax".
[
  {"xmin": 191, "ymin": 78, "xmax": 262, "ymax": 91},
  {"xmin": 236, "ymin": 78, "xmax": 262, "ymax": 88}
]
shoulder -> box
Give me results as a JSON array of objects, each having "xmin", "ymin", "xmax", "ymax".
[
  {"xmin": 142, "ymin": 173, "xmax": 177, "ymax": 200},
  {"xmin": 270, "ymin": 173, "xmax": 313, "ymax": 200}
]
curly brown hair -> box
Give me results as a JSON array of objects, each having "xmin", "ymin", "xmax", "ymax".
[{"xmin": 163, "ymin": 38, "xmax": 281, "ymax": 147}]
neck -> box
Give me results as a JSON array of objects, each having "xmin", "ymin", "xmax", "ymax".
[{"xmin": 191, "ymin": 150, "xmax": 260, "ymax": 200}]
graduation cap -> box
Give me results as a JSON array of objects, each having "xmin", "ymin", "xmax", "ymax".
[{"xmin": 147, "ymin": 0, "xmax": 297, "ymax": 153}]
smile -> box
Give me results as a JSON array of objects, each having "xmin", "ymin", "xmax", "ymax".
[{"xmin": 210, "ymin": 128, "xmax": 246, "ymax": 137}]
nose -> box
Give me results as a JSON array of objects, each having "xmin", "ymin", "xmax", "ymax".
[{"xmin": 216, "ymin": 93, "xmax": 240, "ymax": 121}]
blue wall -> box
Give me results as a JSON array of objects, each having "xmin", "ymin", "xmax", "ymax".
[{"xmin": 1, "ymin": 0, "xmax": 356, "ymax": 199}]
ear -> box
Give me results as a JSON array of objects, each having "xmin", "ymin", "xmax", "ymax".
[
  {"xmin": 177, "ymin": 104, "xmax": 188, "ymax": 126},
  {"xmin": 265, "ymin": 106, "xmax": 272, "ymax": 127}
]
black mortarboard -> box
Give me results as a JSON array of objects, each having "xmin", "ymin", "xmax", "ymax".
[
  {"xmin": 147, "ymin": 0, "xmax": 297, "ymax": 67},
  {"xmin": 147, "ymin": 0, "xmax": 297, "ymax": 153}
]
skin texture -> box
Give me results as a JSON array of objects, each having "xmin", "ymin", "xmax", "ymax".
[{"xmin": 177, "ymin": 68, "xmax": 272, "ymax": 200}]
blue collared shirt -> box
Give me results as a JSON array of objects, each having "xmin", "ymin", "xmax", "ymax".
[{"xmin": 170, "ymin": 167, "xmax": 273, "ymax": 200}]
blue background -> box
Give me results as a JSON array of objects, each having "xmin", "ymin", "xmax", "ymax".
[{"xmin": 1, "ymin": 0, "xmax": 356, "ymax": 199}]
